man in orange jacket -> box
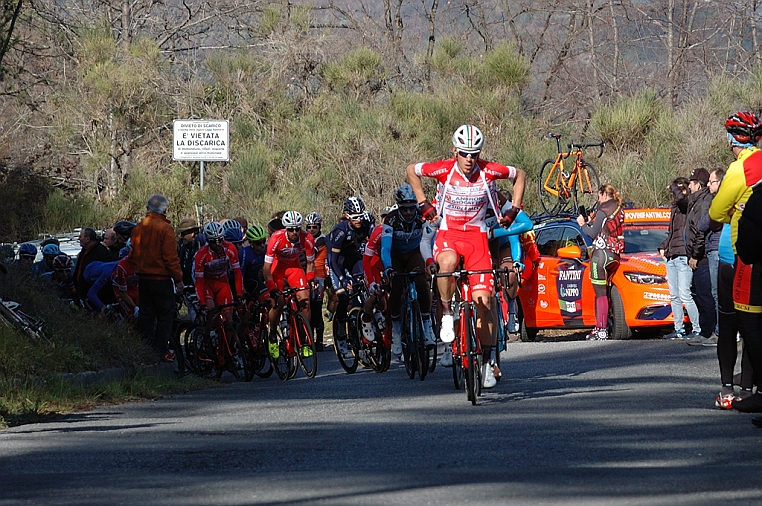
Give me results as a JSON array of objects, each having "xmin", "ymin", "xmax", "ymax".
[{"xmin": 130, "ymin": 194, "xmax": 185, "ymax": 374}]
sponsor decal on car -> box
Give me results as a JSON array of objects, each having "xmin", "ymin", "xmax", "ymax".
[
  {"xmin": 539, "ymin": 300, "xmax": 548, "ymax": 308},
  {"xmin": 643, "ymin": 291, "xmax": 671, "ymax": 302},
  {"xmin": 538, "ymin": 284, "xmax": 546, "ymax": 295},
  {"xmin": 537, "ymin": 273, "xmax": 546, "ymax": 280},
  {"xmin": 557, "ymin": 262, "xmax": 585, "ymax": 316}
]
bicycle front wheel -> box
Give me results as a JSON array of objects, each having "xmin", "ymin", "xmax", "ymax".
[
  {"xmin": 538, "ymin": 159, "xmax": 565, "ymax": 215},
  {"xmin": 401, "ymin": 308, "xmax": 416, "ymax": 380},
  {"xmin": 270, "ymin": 326, "xmax": 295, "ymax": 381},
  {"xmin": 411, "ymin": 302, "xmax": 429, "ymax": 381},
  {"xmin": 464, "ymin": 304, "xmax": 479, "ymax": 405},
  {"xmin": 294, "ymin": 313, "xmax": 317, "ymax": 378},
  {"xmin": 333, "ymin": 311, "xmax": 359, "ymax": 374},
  {"xmin": 570, "ymin": 161, "xmax": 600, "ymax": 215}
]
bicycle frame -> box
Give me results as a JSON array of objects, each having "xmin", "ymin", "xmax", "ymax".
[
  {"xmin": 540, "ymin": 133, "xmax": 604, "ymax": 215},
  {"xmin": 271, "ymin": 285, "xmax": 316, "ymax": 380},
  {"xmin": 395, "ymin": 271, "xmax": 430, "ymax": 381}
]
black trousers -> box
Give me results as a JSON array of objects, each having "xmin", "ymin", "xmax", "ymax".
[{"xmin": 139, "ymin": 277, "xmax": 184, "ymax": 374}]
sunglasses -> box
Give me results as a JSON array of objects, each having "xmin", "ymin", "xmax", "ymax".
[
  {"xmin": 400, "ymin": 205, "xmax": 417, "ymax": 212},
  {"xmin": 306, "ymin": 225, "xmax": 320, "ymax": 230},
  {"xmin": 286, "ymin": 227, "xmax": 301, "ymax": 232},
  {"xmin": 252, "ymin": 240, "xmax": 266, "ymax": 247},
  {"xmin": 207, "ymin": 238, "xmax": 221, "ymax": 245},
  {"xmin": 458, "ymin": 151, "xmax": 480, "ymax": 159},
  {"xmin": 347, "ymin": 213, "xmax": 364, "ymax": 221}
]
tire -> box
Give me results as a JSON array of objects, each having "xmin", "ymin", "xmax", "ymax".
[
  {"xmin": 520, "ymin": 310, "xmax": 538, "ymax": 342},
  {"xmin": 270, "ymin": 325, "xmax": 294, "ymax": 381},
  {"xmin": 294, "ymin": 313, "xmax": 318, "ymax": 378},
  {"xmin": 249, "ymin": 319, "xmax": 273, "ymax": 378},
  {"xmin": 428, "ymin": 341, "xmax": 437, "ymax": 374},
  {"xmin": 464, "ymin": 304, "xmax": 478, "ymax": 405},
  {"xmin": 219, "ymin": 326, "xmax": 244, "ymax": 381},
  {"xmin": 609, "ymin": 286, "xmax": 632, "ymax": 340},
  {"xmin": 185, "ymin": 324, "xmax": 214, "ymax": 377},
  {"xmin": 411, "ymin": 302, "xmax": 429, "ymax": 381},
  {"xmin": 571, "ymin": 161, "xmax": 600, "ymax": 215},
  {"xmin": 401, "ymin": 306, "xmax": 416, "ymax": 380},
  {"xmin": 538, "ymin": 159, "xmax": 564, "ymax": 215},
  {"xmin": 333, "ymin": 310, "xmax": 359, "ymax": 374}
]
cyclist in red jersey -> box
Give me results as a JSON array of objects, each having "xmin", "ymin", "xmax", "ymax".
[
  {"xmin": 406, "ymin": 124, "xmax": 526, "ymax": 389},
  {"xmin": 263, "ymin": 211, "xmax": 316, "ymax": 348},
  {"xmin": 194, "ymin": 221, "xmax": 244, "ymax": 339}
]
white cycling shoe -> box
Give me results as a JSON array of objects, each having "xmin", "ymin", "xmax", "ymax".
[
  {"xmin": 440, "ymin": 314, "xmax": 455, "ymax": 343},
  {"xmin": 360, "ymin": 315, "xmax": 375, "ymax": 342},
  {"xmin": 481, "ymin": 361, "xmax": 497, "ymax": 389},
  {"xmin": 391, "ymin": 320, "xmax": 402, "ymax": 356}
]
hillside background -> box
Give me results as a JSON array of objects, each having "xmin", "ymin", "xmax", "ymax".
[{"xmin": 1, "ymin": 0, "xmax": 761, "ymax": 240}]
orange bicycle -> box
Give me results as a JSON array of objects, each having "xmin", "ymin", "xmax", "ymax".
[{"xmin": 538, "ymin": 133, "xmax": 603, "ymax": 215}]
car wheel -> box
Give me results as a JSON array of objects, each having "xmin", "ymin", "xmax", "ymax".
[
  {"xmin": 609, "ymin": 286, "xmax": 632, "ymax": 340},
  {"xmin": 520, "ymin": 317, "xmax": 538, "ymax": 342}
]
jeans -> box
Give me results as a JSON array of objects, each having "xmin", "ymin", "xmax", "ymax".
[
  {"xmin": 707, "ymin": 250, "xmax": 719, "ymax": 334},
  {"xmin": 666, "ymin": 256, "xmax": 701, "ymax": 334},
  {"xmin": 692, "ymin": 262, "xmax": 716, "ymax": 337}
]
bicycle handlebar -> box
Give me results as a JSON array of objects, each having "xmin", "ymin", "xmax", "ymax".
[{"xmin": 567, "ymin": 140, "xmax": 605, "ymax": 158}]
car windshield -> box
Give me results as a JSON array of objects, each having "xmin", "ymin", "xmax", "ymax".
[{"xmin": 624, "ymin": 226, "xmax": 668, "ymax": 254}]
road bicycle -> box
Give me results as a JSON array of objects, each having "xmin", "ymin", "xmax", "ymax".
[
  {"xmin": 0, "ymin": 296, "xmax": 51, "ymax": 344},
  {"xmin": 332, "ymin": 273, "xmax": 390, "ymax": 374},
  {"xmin": 395, "ymin": 271, "xmax": 435, "ymax": 381},
  {"xmin": 436, "ymin": 268, "xmax": 499, "ymax": 405},
  {"xmin": 239, "ymin": 295, "xmax": 274, "ymax": 380},
  {"xmin": 269, "ymin": 285, "xmax": 317, "ymax": 380},
  {"xmin": 185, "ymin": 302, "xmax": 249, "ymax": 381},
  {"xmin": 539, "ymin": 133, "xmax": 603, "ymax": 215}
]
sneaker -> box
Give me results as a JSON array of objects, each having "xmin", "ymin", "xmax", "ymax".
[
  {"xmin": 300, "ymin": 345, "xmax": 313, "ymax": 358},
  {"xmin": 336, "ymin": 338, "xmax": 349, "ymax": 355},
  {"xmin": 663, "ymin": 329, "xmax": 686, "ymax": 340},
  {"xmin": 268, "ymin": 340, "xmax": 280, "ymax": 359},
  {"xmin": 715, "ymin": 392, "xmax": 737, "ymax": 410},
  {"xmin": 440, "ymin": 348, "xmax": 453, "ymax": 367},
  {"xmin": 360, "ymin": 315, "xmax": 375, "ymax": 342},
  {"xmin": 701, "ymin": 334, "xmax": 718, "ymax": 347},
  {"xmin": 481, "ymin": 361, "xmax": 497, "ymax": 389},
  {"xmin": 391, "ymin": 321, "xmax": 402, "ymax": 356},
  {"xmin": 423, "ymin": 319, "xmax": 436, "ymax": 348},
  {"xmin": 686, "ymin": 334, "xmax": 707, "ymax": 346},
  {"xmin": 732, "ymin": 393, "xmax": 762, "ymax": 413},
  {"xmin": 440, "ymin": 314, "xmax": 455, "ymax": 343},
  {"xmin": 683, "ymin": 332, "xmax": 700, "ymax": 340}
]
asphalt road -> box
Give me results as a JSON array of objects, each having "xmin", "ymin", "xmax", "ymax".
[{"xmin": 1, "ymin": 338, "xmax": 761, "ymax": 505}]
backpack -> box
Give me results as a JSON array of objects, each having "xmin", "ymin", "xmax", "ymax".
[{"xmin": 737, "ymin": 184, "xmax": 762, "ymax": 265}]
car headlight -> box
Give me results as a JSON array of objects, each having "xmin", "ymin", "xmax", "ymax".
[{"xmin": 624, "ymin": 272, "xmax": 667, "ymax": 284}]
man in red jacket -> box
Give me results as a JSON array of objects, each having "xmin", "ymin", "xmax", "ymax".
[{"xmin": 130, "ymin": 194, "xmax": 185, "ymax": 373}]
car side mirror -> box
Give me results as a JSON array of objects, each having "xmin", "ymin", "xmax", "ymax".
[{"xmin": 557, "ymin": 245, "xmax": 581, "ymax": 259}]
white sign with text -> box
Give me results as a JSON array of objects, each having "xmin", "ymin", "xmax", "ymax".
[{"xmin": 173, "ymin": 120, "xmax": 229, "ymax": 161}]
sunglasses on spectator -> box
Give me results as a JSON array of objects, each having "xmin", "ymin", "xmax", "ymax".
[
  {"xmin": 286, "ymin": 227, "xmax": 301, "ymax": 232},
  {"xmin": 458, "ymin": 151, "xmax": 480, "ymax": 159}
]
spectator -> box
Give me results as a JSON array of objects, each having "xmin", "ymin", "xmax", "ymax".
[
  {"xmin": 685, "ymin": 168, "xmax": 716, "ymax": 345},
  {"xmin": 659, "ymin": 177, "xmax": 701, "ymax": 339},
  {"xmin": 32, "ymin": 243, "xmax": 60, "ymax": 277},
  {"xmin": 697, "ymin": 168, "xmax": 726, "ymax": 341},
  {"xmin": 708, "ymin": 111, "xmax": 762, "ymax": 417},
  {"xmin": 577, "ymin": 184, "xmax": 625, "ymax": 341},
  {"xmin": 112, "ymin": 245, "xmax": 140, "ymax": 322},
  {"xmin": 16, "ymin": 243, "xmax": 37, "ymax": 270},
  {"xmin": 130, "ymin": 194, "xmax": 185, "ymax": 373},
  {"xmin": 72, "ymin": 228, "xmax": 112, "ymax": 302},
  {"xmin": 102, "ymin": 228, "xmax": 120, "ymax": 261},
  {"xmin": 176, "ymin": 217, "xmax": 202, "ymax": 288}
]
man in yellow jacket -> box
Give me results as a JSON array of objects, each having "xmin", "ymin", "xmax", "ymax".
[{"xmin": 130, "ymin": 194, "xmax": 185, "ymax": 374}]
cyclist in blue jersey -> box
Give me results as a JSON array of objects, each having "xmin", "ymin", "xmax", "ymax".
[
  {"xmin": 381, "ymin": 185, "xmax": 437, "ymax": 356},
  {"xmin": 326, "ymin": 197, "xmax": 373, "ymax": 353},
  {"xmin": 241, "ymin": 225, "xmax": 268, "ymax": 299}
]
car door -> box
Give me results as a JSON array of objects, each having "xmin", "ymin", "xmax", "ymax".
[
  {"xmin": 529, "ymin": 226, "xmax": 563, "ymax": 327},
  {"xmin": 554, "ymin": 226, "xmax": 596, "ymax": 327}
]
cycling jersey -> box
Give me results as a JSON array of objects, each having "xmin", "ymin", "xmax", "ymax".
[
  {"xmin": 239, "ymin": 244, "xmax": 265, "ymax": 294},
  {"xmin": 83, "ymin": 260, "xmax": 120, "ymax": 311},
  {"xmin": 414, "ymin": 158, "xmax": 517, "ymax": 232},
  {"xmin": 709, "ymin": 146, "xmax": 762, "ymax": 252},
  {"xmin": 265, "ymin": 229, "xmax": 315, "ymax": 270},
  {"xmin": 379, "ymin": 212, "xmax": 434, "ymax": 269},
  {"xmin": 363, "ymin": 225, "xmax": 384, "ymax": 287},
  {"xmin": 194, "ymin": 241, "xmax": 243, "ymax": 305},
  {"xmin": 326, "ymin": 219, "xmax": 370, "ymax": 288},
  {"xmin": 112, "ymin": 256, "xmax": 140, "ymax": 306}
]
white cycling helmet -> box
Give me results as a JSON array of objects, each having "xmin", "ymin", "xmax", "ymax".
[
  {"xmin": 452, "ymin": 124, "xmax": 484, "ymax": 153},
  {"xmin": 203, "ymin": 221, "xmax": 225, "ymax": 241},
  {"xmin": 281, "ymin": 211, "xmax": 304, "ymax": 228}
]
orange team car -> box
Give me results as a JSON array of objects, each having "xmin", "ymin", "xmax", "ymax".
[{"xmin": 518, "ymin": 208, "xmax": 675, "ymax": 341}]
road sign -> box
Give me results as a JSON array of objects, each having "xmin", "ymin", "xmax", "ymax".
[{"xmin": 173, "ymin": 120, "xmax": 229, "ymax": 161}]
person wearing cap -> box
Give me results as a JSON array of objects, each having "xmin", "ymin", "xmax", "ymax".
[
  {"xmin": 684, "ymin": 167, "xmax": 715, "ymax": 345},
  {"xmin": 176, "ymin": 217, "xmax": 202, "ymax": 288},
  {"xmin": 32, "ymin": 243, "xmax": 61, "ymax": 277}
]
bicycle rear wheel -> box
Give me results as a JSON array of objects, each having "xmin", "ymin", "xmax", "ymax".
[
  {"xmin": 538, "ymin": 159, "xmax": 566, "ymax": 215},
  {"xmin": 294, "ymin": 313, "xmax": 317, "ymax": 378},
  {"xmin": 333, "ymin": 311, "xmax": 359, "ymax": 374},
  {"xmin": 186, "ymin": 325, "xmax": 215, "ymax": 377},
  {"xmin": 246, "ymin": 319, "xmax": 273, "ymax": 379},
  {"xmin": 219, "ymin": 326, "xmax": 246, "ymax": 381}
]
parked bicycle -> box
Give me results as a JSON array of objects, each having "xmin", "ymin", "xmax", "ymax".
[
  {"xmin": 539, "ymin": 133, "xmax": 603, "ymax": 215},
  {"xmin": 332, "ymin": 273, "xmax": 390, "ymax": 374},
  {"xmin": 269, "ymin": 284, "xmax": 317, "ymax": 380}
]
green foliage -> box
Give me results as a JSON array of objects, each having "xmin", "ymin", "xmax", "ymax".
[
  {"xmin": 429, "ymin": 37, "xmax": 470, "ymax": 78},
  {"xmin": 322, "ymin": 47, "xmax": 385, "ymax": 99},
  {"xmin": 0, "ymin": 163, "xmax": 50, "ymax": 242},
  {"xmin": 476, "ymin": 42, "xmax": 529, "ymax": 90},
  {"xmin": 590, "ymin": 90, "xmax": 664, "ymax": 147},
  {"xmin": 42, "ymin": 189, "xmax": 114, "ymax": 232}
]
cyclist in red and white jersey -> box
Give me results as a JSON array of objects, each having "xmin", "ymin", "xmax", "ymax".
[
  {"xmin": 263, "ymin": 211, "xmax": 316, "ymax": 352},
  {"xmin": 406, "ymin": 124, "xmax": 526, "ymax": 388},
  {"xmin": 194, "ymin": 222, "xmax": 244, "ymax": 354}
]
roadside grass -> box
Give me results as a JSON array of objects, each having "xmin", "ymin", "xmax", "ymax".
[{"xmin": 0, "ymin": 266, "xmax": 216, "ymax": 428}]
